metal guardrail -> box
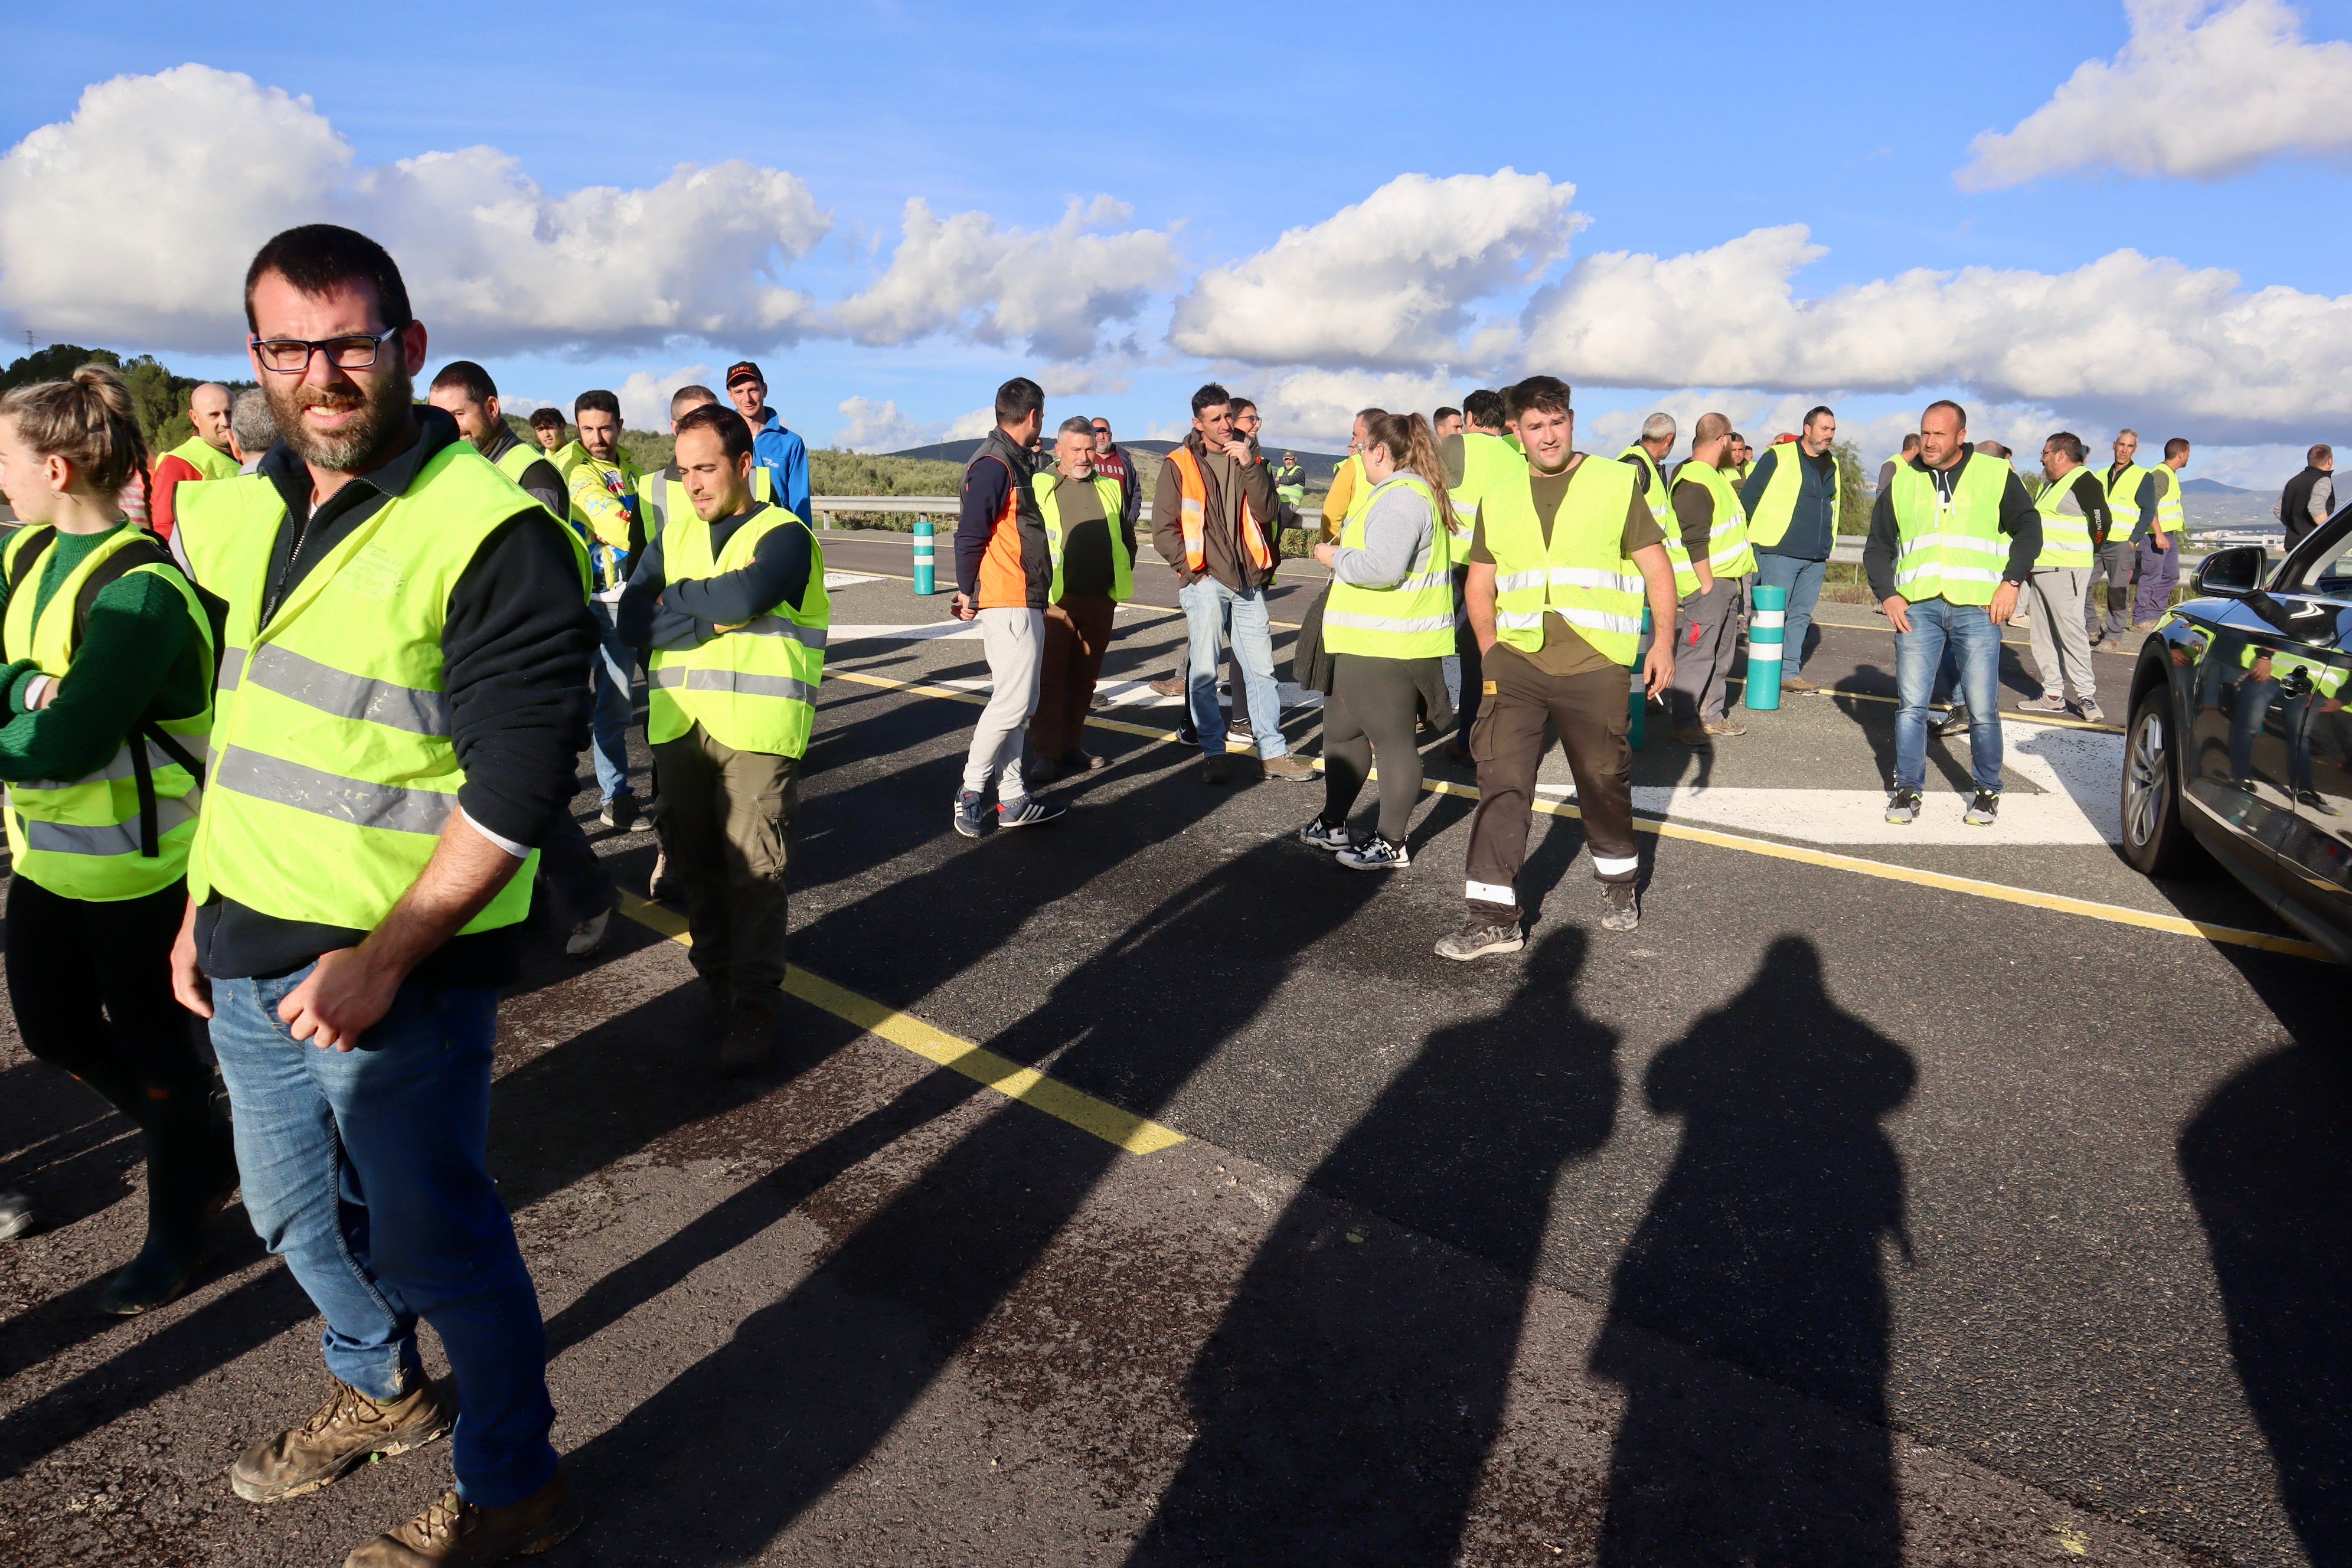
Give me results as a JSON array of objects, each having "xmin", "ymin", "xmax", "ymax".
[{"xmin": 811, "ymin": 499, "xmax": 2217, "ymax": 574}]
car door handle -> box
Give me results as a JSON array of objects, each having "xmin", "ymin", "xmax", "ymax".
[{"xmin": 2281, "ymin": 667, "xmax": 2314, "ymax": 697}]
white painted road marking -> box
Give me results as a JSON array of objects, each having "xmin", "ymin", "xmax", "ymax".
[{"xmin": 1537, "ymin": 722, "xmax": 2123, "ymax": 845}]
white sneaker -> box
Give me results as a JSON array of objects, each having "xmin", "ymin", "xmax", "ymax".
[
  {"xmin": 566, "ymin": 909, "xmax": 612, "ymax": 957},
  {"xmin": 1337, "ymin": 838, "xmax": 1409, "ymax": 871},
  {"xmin": 1298, "ymin": 818, "xmax": 1355, "ymax": 852}
]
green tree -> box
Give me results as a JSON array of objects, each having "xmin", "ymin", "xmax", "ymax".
[
  {"xmin": 0, "ymin": 343, "xmax": 122, "ymax": 393},
  {"xmin": 1832, "ymin": 439, "xmax": 1871, "ymax": 534}
]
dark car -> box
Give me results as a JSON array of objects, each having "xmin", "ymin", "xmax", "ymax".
[{"xmin": 2121, "ymin": 512, "xmax": 2352, "ymax": 961}]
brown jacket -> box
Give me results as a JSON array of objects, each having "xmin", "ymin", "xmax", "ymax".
[{"xmin": 1152, "ymin": 432, "xmax": 1283, "ymax": 593}]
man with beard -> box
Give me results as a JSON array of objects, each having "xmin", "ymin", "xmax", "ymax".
[
  {"xmin": 426, "ymin": 360, "xmax": 565, "ymax": 518},
  {"xmin": 172, "ymin": 224, "xmax": 594, "ymax": 1567}
]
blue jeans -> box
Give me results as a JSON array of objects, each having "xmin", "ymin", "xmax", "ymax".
[
  {"xmin": 1893, "ymin": 597, "xmax": 2003, "ymax": 793},
  {"xmin": 208, "ymin": 972, "xmax": 557, "ymax": 1507},
  {"xmin": 1754, "ymin": 553, "xmax": 1826, "ymax": 676},
  {"xmin": 589, "ymin": 598, "xmax": 636, "ymax": 803},
  {"xmin": 1178, "ymin": 577, "xmax": 1287, "ymax": 759}
]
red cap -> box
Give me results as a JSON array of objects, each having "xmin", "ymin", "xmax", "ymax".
[{"xmin": 724, "ymin": 361, "xmax": 764, "ymax": 388}]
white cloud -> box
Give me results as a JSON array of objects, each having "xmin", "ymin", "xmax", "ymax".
[
  {"xmin": 1957, "ymin": 1, "xmax": 2352, "ymax": 189},
  {"xmin": 827, "ymin": 397, "xmax": 997, "ymax": 452},
  {"xmin": 943, "ymin": 407, "xmax": 996, "ymax": 441},
  {"xmin": 0, "ymin": 65, "xmax": 1172, "ymax": 368},
  {"xmin": 1168, "ymin": 170, "xmax": 1578, "ymax": 370},
  {"xmin": 1515, "ymin": 225, "xmax": 2352, "ymax": 443},
  {"xmin": 0, "ymin": 67, "xmax": 831, "ymax": 357},
  {"xmin": 1242, "ymin": 368, "xmax": 1467, "ymax": 446},
  {"xmin": 829, "ymin": 196, "xmax": 1178, "ymax": 360},
  {"xmin": 832, "ymin": 395, "xmax": 935, "ymax": 452},
  {"xmin": 614, "ymin": 364, "xmax": 718, "ymax": 429}
]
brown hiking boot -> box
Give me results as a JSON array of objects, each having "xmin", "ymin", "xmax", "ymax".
[
  {"xmin": 232, "ymin": 1376, "xmax": 456, "ymax": 1503},
  {"xmin": 343, "ymin": 1468, "xmax": 582, "ymax": 1567},
  {"xmin": 719, "ymin": 992, "xmax": 778, "ymax": 1072},
  {"xmin": 1262, "ymin": 754, "xmax": 1317, "ymax": 782},
  {"xmin": 1200, "ymin": 753, "xmax": 1229, "ymax": 785}
]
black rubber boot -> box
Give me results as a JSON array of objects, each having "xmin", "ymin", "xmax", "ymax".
[{"xmin": 96, "ymin": 1092, "xmax": 234, "ymax": 1318}]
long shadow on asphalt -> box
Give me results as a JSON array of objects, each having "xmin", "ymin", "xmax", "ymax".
[
  {"xmin": 2177, "ymin": 950, "xmax": 2350, "ymax": 1567},
  {"xmin": 549, "ymin": 824, "xmax": 1387, "ymax": 1565},
  {"xmin": 1589, "ymin": 935, "xmax": 1913, "ymax": 1564},
  {"xmin": 0, "ymin": 974, "xmax": 837, "ymax": 1482},
  {"xmin": 1128, "ymin": 926, "xmax": 1621, "ymax": 1562}
]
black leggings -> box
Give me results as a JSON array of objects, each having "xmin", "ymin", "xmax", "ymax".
[
  {"xmin": 5, "ymin": 876, "xmax": 218, "ymax": 1242},
  {"xmin": 1320, "ymin": 653, "xmax": 1438, "ymax": 846}
]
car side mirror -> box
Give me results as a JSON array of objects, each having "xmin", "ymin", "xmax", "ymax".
[{"xmin": 2194, "ymin": 545, "xmax": 2266, "ymax": 598}]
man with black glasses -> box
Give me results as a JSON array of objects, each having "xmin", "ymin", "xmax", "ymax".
[{"xmin": 172, "ymin": 223, "xmax": 592, "ymax": 1566}]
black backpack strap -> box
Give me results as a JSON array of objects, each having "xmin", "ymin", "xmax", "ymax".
[
  {"xmin": 6, "ymin": 525, "xmax": 55, "ymax": 603},
  {"xmin": 73, "ymin": 537, "xmax": 206, "ymax": 859},
  {"xmin": 69, "ymin": 534, "xmax": 177, "ymax": 658}
]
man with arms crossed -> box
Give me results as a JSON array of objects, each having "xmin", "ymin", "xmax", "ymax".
[{"xmin": 619, "ymin": 403, "xmax": 826, "ymax": 1068}]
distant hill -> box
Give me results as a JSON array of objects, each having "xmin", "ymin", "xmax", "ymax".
[
  {"xmin": 888, "ymin": 437, "xmax": 1350, "ymax": 485},
  {"xmin": 2181, "ymin": 478, "xmax": 2256, "ymax": 495}
]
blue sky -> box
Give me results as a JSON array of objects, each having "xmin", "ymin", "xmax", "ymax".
[{"xmin": 6, "ymin": 1, "xmax": 2352, "ymax": 484}]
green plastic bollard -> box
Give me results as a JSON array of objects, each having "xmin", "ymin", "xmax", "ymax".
[
  {"xmin": 1745, "ymin": 582, "xmax": 1786, "ymax": 710},
  {"xmin": 912, "ymin": 517, "xmax": 936, "ymax": 596}
]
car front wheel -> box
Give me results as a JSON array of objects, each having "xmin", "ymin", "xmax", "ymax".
[{"xmin": 2121, "ymin": 688, "xmax": 2208, "ymax": 877}]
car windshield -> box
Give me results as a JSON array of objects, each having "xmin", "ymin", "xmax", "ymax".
[{"xmin": 2279, "ymin": 511, "xmax": 2352, "ymax": 599}]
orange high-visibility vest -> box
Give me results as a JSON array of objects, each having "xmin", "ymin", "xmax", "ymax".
[{"xmin": 1164, "ymin": 445, "xmax": 1273, "ymax": 574}]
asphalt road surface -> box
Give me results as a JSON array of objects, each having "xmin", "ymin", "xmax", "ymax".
[{"xmin": 0, "ymin": 564, "xmax": 2338, "ymax": 1567}]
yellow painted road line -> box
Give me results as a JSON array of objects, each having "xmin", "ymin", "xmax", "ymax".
[
  {"xmin": 822, "ymin": 669, "xmax": 2325, "ymax": 963},
  {"xmin": 613, "ymin": 893, "xmax": 1185, "ymax": 1155},
  {"xmin": 1405, "ymin": 779, "xmax": 2327, "ymax": 961}
]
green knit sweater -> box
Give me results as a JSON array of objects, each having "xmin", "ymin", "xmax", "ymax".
[{"xmin": 0, "ymin": 524, "xmax": 210, "ymax": 785}]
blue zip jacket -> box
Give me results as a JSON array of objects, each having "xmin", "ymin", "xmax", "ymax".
[{"xmin": 749, "ymin": 409, "xmax": 812, "ymax": 522}]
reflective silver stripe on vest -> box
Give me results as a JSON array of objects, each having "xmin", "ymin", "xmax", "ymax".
[
  {"xmin": 1496, "ymin": 610, "xmax": 1550, "ymax": 629},
  {"xmin": 23, "ymin": 793, "xmax": 200, "ymax": 857},
  {"xmin": 1391, "ymin": 568, "xmax": 1454, "ymax": 594},
  {"xmin": 650, "ymin": 666, "xmax": 818, "ymax": 704},
  {"xmin": 217, "ymin": 645, "xmax": 245, "ymax": 691},
  {"xmin": 244, "ymin": 645, "xmax": 453, "ymax": 736},
  {"xmin": 211, "ymin": 746, "xmax": 456, "ymax": 836},
  {"xmin": 1494, "ymin": 569, "xmax": 1550, "ymax": 594},
  {"xmin": 1551, "ymin": 606, "xmax": 1643, "ymax": 636},
  {"xmin": 1900, "ymin": 532, "xmax": 2005, "ymax": 555},
  {"xmin": 19, "ymin": 736, "xmax": 194, "ymax": 793},
  {"xmin": 1322, "ymin": 609, "xmax": 1459, "ymax": 635},
  {"xmin": 1546, "ymin": 566, "xmax": 1646, "ymax": 593},
  {"xmin": 733, "ymin": 615, "xmax": 830, "ymax": 648}
]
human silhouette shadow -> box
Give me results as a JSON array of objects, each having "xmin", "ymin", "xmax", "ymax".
[
  {"xmin": 547, "ymin": 830, "xmax": 1390, "ymax": 1567},
  {"xmin": 1592, "ymin": 935, "xmax": 1915, "ymax": 1566},
  {"xmin": 1130, "ymin": 926, "xmax": 1619, "ymax": 1564},
  {"xmin": 2177, "ymin": 946, "xmax": 2350, "ymax": 1566}
]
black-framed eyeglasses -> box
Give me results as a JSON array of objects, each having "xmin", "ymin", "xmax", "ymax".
[{"xmin": 249, "ymin": 328, "xmax": 401, "ymax": 374}]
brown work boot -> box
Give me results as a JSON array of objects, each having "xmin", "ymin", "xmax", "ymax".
[
  {"xmin": 343, "ymin": 1468, "xmax": 583, "ymax": 1567},
  {"xmin": 1672, "ymin": 726, "xmax": 1711, "ymax": 749},
  {"xmin": 1201, "ymin": 753, "xmax": 1229, "ymax": 785},
  {"xmin": 1262, "ymin": 754, "xmax": 1317, "ymax": 782},
  {"xmin": 718, "ymin": 991, "xmax": 778, "ymax": 1072},
  {"xmin": 232, "ymin": 1376, "xmax": 456, "ymax": 1503}
]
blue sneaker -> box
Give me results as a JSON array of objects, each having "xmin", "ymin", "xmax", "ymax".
[
  {"xmin": 997, "ymin": 796, "xmax": 1067, "ymax": 828},
  {"xmin": 953, "ymin": 789, "xmax": 988, "ymax": 838}
]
